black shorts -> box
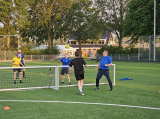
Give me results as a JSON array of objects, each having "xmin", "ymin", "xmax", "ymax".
[
  {"xmin": 75, "ymin": 74, "xmax": 84, "ymax": 81},
  {"xmin": 13, "ymin": 69, "xmax": 22, "ymax": 73},
  {"xmin": 20, "ymin": 63, "xmax": 25, "ymax": 67},
  {"xmin": 61, "ymin": 69, "xmax": 69, "ymax": 75}
]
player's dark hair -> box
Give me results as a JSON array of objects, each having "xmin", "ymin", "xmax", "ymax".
[{"xmin": 75, "ymin": 52, "xmax": 79, "ymax": 57}]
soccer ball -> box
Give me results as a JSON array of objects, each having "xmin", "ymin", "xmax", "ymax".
[{"xmin": 65, "ymin": 44, "xmax": 70, "ymax": 49}]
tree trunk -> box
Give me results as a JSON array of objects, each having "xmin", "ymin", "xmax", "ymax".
[
  {"xmin": 78, "ymin": 39, "xmax": 82, "ymax": 57},
  {"xmin": 48, "ymin": 32, "xmax": 51, "ymax": 54},
  {"xmin": 119, "ymin": 30, "xmax": 123, "ymax": 47},
  {"xmin": 7, "ymin": 36, "xmax": 10, "ymax": 50}
]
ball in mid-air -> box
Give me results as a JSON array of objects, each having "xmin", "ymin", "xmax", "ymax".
[{"xmin": 65, "ymin": 44, "xmax": 70, "ymax": 49}]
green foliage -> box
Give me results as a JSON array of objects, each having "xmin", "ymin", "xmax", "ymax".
[
  {"xmin": 20, "ymin": 0, "xmax": 73, "ymax": 53},
  {"xmin": 20, "ymin": 46, "xmax": 60, "ymax": 55},
  {"xmin": 97, "ymin": 45, "xmax": 138, "ymax": 55},
  {"xmin": 94, "ymin": 0, "xmax": 129, "ymax": 46},
  {"xmin": 123, "ymin": 0, "xmax": 160, "ymax": 44},
  {"xmin": 64, "ymin": 0, "xmax": 106, "ymax": 56}
]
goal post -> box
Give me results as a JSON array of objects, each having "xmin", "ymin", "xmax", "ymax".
[
  {"xmin": 0, "ymin": 66, "xmax": 57, "ymax": 91},
  {"xmin": 0, "ymin": 64, "xmax": 115, "ymax": 91},
  {"xmin": 57, "ymin": 64, "xmax": 116, "ymax": 89}
]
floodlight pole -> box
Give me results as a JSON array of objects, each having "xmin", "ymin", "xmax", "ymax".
[{"xmin": 154, "ymin": 0, "xmax": 156, "ymax": 61}]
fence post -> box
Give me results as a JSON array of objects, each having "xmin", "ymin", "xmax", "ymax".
[
  {"xmin": 111, "ymin": 54, "xmax": 112, "ymax": 59},
  {"xmin": 4, "ymin": 50, "xmax": 6, "ymax": 60},
  {"xmin": 128, "ymin": 55, "xmax": 129, "ymax": 60},
  {"xmin": 31, "ymin": 55, "xmax": 32, "ymax": 60},
  {"xmin": 149, "ymin": 36, "xmax": 151, "ymax": 61},
  {"xmin": 119, "ymin": 55, "xmax": 120, "ymax": 60},
  {"xmin": 138, "ymin": 37, "xmax": 140, "ymax": 61},
  {"xmin": 43, "ymin": 55, "xmax": 44, "ymax": 60}
]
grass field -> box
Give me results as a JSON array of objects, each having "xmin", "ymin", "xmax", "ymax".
[{"xmin": 0, "ymin": 60, "xmax": 160, "ymax": 119}]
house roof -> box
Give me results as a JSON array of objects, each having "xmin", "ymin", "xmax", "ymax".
[
  {"xmin": 101, "ymin": 31, "xmax": 111, "ymax": 39},
  {"xmin": 69, "ymin": 31, "xmax": 111, "ymax": 40}
]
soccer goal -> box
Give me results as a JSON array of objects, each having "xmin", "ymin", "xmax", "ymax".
[
  {"xmin": 57, "ymin": 64, "xmax": 115, "ymax": 90},
  {"xmin": 0, "ymin": 66, "xmax": 57, "ymax": 91}
]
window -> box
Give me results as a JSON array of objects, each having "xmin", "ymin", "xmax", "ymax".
[
  {"xmin": 98, "ymin": 41, "xmax": 101, "ymax": 44},
  {"xmin": 71, "ymin": 41, "xmax": 76, "ymax": 44},
  {"xmin": 91, "ymin": 41, "xmax": 93, "ymax": 44}
]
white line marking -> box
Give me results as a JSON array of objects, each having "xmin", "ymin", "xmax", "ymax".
[{"xmin": 0, "ymin": 100, "xmax": 160, "ymax": 111}]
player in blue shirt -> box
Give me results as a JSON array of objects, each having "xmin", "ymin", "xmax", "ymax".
[
  {"xmin": 58, "ymin": 53, "xmax": 71, "ymax": 84},
  {"xmin": 16, "ymin": 50, "xmax": 26, "ymax": 79},
  {"xmin": 94, "ymin": 50, "xmax": 113, "ymax": 91}
]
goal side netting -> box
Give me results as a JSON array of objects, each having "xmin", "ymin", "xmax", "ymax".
[
  {"xmin": 0, "ymin": 66, "xmax": 57, "ymax": 91},
  {"xmin": 57, "ymin": 64, "xmax": 115, "ymax": 89},
  {"xmin": 0, "ymin": 64, "xmax": 115, "ymax": 91}
]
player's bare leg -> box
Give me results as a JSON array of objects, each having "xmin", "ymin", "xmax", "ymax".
[
  {"xmin": 23, "ymin": 68, "xmax": 26, "ymax": 78},
  {"xmin": 61, "ymin": 74, "xmax": 64, "ymax": 82},
  {"xmin": 66, "ymin": 74, "xmax": 71, "ymax": 84},
  {"xmin": 20, "ymin": 72, "xmax": 23, "ymax": 83},
  {"xmin": 78, "ymin": 80, "xmax": 84, "ymax": 95},
  {"xmin": 16, "ymin": 70, "xmax": 19, "ymax": 79},
  {"xmin": 14, "ymin": 72, "xmax": 16, "ymax": 84}
]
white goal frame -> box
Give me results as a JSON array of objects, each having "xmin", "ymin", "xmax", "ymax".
[
  {"xmin": 0, "ymin": 66, "xmax": 57, "ymax": 91},
  {"xmin": 0, "ymin": 64, "xmax": 115, "ymax": 91},
  {"xmin": 56, "ymin": 64, "xmax": 115, "ymax": 90}
]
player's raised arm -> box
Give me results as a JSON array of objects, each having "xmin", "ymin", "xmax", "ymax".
[{"xmin": 95, "ymin": 64, "xmax": 100, "ymax": 70}]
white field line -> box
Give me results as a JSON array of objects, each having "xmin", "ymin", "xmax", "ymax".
[{"xmin": 0, "ymin": 100, "xmax": 160, "ymax": 111}]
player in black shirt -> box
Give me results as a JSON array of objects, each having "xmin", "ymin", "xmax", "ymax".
[{"xmin": 69, "ymin": 52, "xmax": 88, "ymax": 95}]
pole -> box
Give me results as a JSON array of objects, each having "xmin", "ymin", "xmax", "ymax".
[
  {"xmin": 149, "ymin": 36, "xmax": 151, "ymax": 61},
  {"xmin": 154, "ymin": 0, "xmax": 156, "ymax": 61}
]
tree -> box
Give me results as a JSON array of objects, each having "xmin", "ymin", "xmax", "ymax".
[
  {"xmin": 123, "ymin": 0, "xmax": 160, "ymax": 44},
  {"xmin": 94, "ymin": 0, "xmax": 129, "ymax": 46},
  {"xmin": 0, "ymin": 0, "xmax": 29, "ymax": 50},
  {"xmin": 20, "ymin": 0, "xmax": 73, "ymax": 54},
  {"xmin": 64, "ymin": 0, "xmax": 105, "ymax": 56}
]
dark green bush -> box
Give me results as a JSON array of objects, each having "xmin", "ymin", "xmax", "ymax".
[{"xmin": 97, "ymin": 46, "xmax": 138, "ymax": 55}]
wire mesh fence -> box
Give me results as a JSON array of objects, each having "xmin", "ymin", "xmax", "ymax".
[{"xmin": 138, "ymin": 35, "xmax": 160, "ymax": 61}]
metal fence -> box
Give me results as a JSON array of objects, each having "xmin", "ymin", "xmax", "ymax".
[
  {"xmin": 0, "ymin": 51, "xmax": 76, "ymax": 61},
  {"xmin": 138, "ymin": 35, "xmax": 160, "ymax": 61},
  {"xmin": 90, "ymin": 54, "xmax": 138, "ymax": 61}
]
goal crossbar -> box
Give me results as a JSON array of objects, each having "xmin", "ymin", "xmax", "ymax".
[{"xmin": 0, "ymin": 64, "xmax": 115, "ymax": 91}]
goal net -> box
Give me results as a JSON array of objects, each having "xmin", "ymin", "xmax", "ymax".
[
  {"xmin": 0, "ymin": 65, "xmax": 115, "ymax": 91},
  {"xmin": 0, "ymin": 66, "xmax": 57, "ymax": 91},
  {"xmin": 58, "ymin": 64, "xmax": 115, "ymax": 89}
]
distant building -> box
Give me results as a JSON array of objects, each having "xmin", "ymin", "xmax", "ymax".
[{"xmin": 69, "ymin": 31, "xmax": 115, "ymax": 57}]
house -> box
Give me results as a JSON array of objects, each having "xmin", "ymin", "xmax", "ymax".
[{"xmin": 69, "ymin": 31, "xmax": 115, "ymax": 57}]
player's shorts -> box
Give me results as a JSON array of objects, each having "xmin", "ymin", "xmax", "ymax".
[
  {"xmin": 13, "ymin": 69, "xmax": 22, "ymax": 73},
  {"xmin": 20, "ymin": 63, "xmax": 25, "ymax": 67},
  {"xmin": 61, "ymin": 69, "xmax": 69, "ymax": 75},
  {"xmin": 75, "ymin": 74, "xmax": 84, "ymax": 81}
]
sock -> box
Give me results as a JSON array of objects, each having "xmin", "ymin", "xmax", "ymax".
[
  {"xmin": 23, "ymin": 71, "xmax": 25, "ymax": 77},
  {"xmin": 79, "ymin": 88, "xmax": 82, "ymax": 92},
  {"xmin": 20, "ymin": 80, "xmax": 22, "ymax": 83}
]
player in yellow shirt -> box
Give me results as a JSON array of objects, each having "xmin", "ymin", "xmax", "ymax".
[{"xmin": 11, "ymin": 51, "xmax": 24, "ymax": 84}]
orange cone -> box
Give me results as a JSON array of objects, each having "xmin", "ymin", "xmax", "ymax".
[
  {"xmin": 4, "ymin": 106, "xmax": 10, "ymax": 110},
  {"xmin": 159, "ymin": 91, "xmax": 160, "ymax": 93},
  {"xmin": 50, "ymin": 75, "xmax": 52, "ymax": 76},
  {"xmin": 41, "ymin": 73, "xmax": 42, "ymax": 75}
]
